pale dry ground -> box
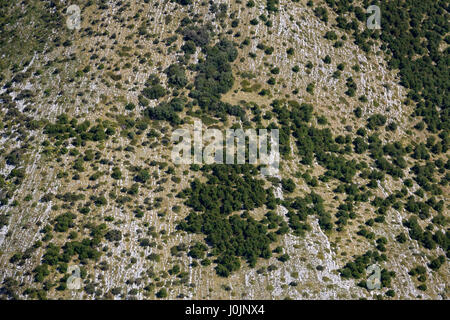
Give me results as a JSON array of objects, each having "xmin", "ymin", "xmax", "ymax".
[{"xmin": 0, "ymin": 0, "xmax": 448, "ymax": 299}]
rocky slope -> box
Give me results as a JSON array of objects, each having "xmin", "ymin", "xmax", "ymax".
[{"xmin": 0, "ymin": 0, "xmax": 448, "ymax": 300}]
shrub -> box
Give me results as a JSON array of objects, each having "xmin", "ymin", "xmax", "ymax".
[
  {"xmin": 281, "ymin": 178, "xmax": 296, "ymax": 193},
  {"xmin": 165, "ymin": 64, "xmax": 188, "ymax": 88},
  {"xmin": 142, "ymin": 85, "xmax": 166, "ymax": 100},
  {"xmin": 325, "ymin": 31, "xmax": 337, "ymax": 40},
  {"xmin": 105, "ymin": 230, "xmax": 122, "ymax": 242},
  {"xmin": 156, "ymin": 288, "xmax": 168, "ymax": 298}
]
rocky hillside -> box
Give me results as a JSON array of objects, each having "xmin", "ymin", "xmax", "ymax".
[{"xmin": 0, "ymin": 0, "xmax": 448, "ymax": 300}]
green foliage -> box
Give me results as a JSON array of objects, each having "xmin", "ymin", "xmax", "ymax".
[
  {"xmin": 278, "ymin": 253, "xmax": 290, "ymax": 262},
  {"xmin": 324, "ymin": 31, "xmax": 337, "ymax": 40},
  {"xmin": 33, "ymin": 264, "xmax": 50, "ymax": 283},
  {"xmin": 156, "ymin": 288, "xmax": 168, "ymax": 298},
  {"xmin": 339, "ymin": 250, "xmax": 392, "ymax": 285},
  {"xmin": 43, "ymin": 116, "xmax": 113, "ymax": 146},
  {"xmin": 134, "ymin": 169, "xmax": 150, "ymax": 183},
  {"xmin": 188, "ymin": 242, "xmax": 208, "ymax": 259},
  {"xmin": 173, "ymin": 0, "xmax": 192, "ymax": 5},
  {"xmin": 283, "ymin": 192, "xmax": 332, "ymax": 233},
  {"xmin": 281, "ymin": 178, "xmax": 295, "ymax": 193},
  {"xmin": 144, "ymin": 97, "xmax": 187, "ymax": 125},
  {"xmin": 0, "ymin": 214, "xmax": 9, "ymax": 228},
  {"xmin": 105, "ymin": 229, "xmax": 122, "ymax": 242},
  {"xmin": 428, "ymin": 255, "xmax": 445, "ymax": 271},
  {"xmin": 345, "ymin": 77, "xmax": 357, "ymax": 97},
  {"xmin": 181, "ymin": 40, "xmax": 196, "ymax": 55},
  {"xmin": 53, "ymin": 212, "xmax": 76, "ymax": 232},
  {"xmin": 147, "ymin": 253, "xmax": 161, "ymax": 262},
  {"xmin": 165, "ymin": 64, "xmax": 188, "ymax": 88},
  {"xmin": 314, "ymin": 6, "xmax": 328, "ymax": 23},
  {"xmin": 266, "ymin": 0, "xmax": 279, "ymax": 13},
  {"xmin": 327, "ymin": 0, "xmax": 449, "ymax": 133},
  {"xmin": 353, "ymin": 137, "xmax": 368, "ymax": 154},
  {"xmin": 396, "ymin": 233, "xmax": 407, "ymax": 243},
  {"xmin": 189, "ymin": 38, "xmax": 245, "ymax": 120},
  {"xmin": 111, "ymin": 167, "xmax": 122, "ymax": 180},
  {"xmin": 178, "ymin": 165, "xmax": 276, "ymax": 275},
  {"xmin": 142, "ymin": 84, "xmax": 166, "ymax": 100},
  {"xmin": 179, "ymin": 165, "xmax": 270, "ymax": 214},
  {"xmin": 367, "ymin": 114, "xmax": 387, "ymax": 130},
  {"xmin": 181, "ymin": 24, "xmax": 213, "ymax": 47}
]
